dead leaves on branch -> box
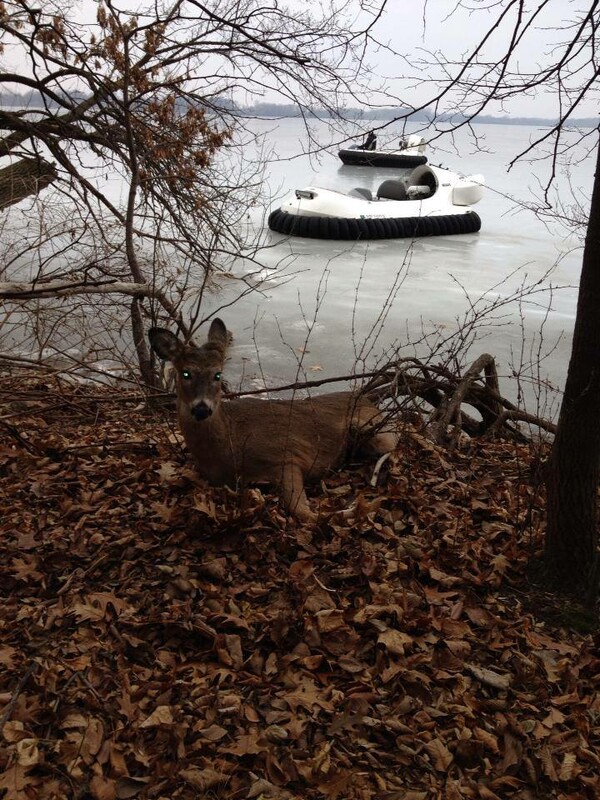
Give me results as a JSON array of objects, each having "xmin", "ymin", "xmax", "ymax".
[{"xmin": 1, "ymin": 376, "xmax": 599, "ymax": 800}]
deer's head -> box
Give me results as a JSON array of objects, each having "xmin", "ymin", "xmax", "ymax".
[{"xmin": 149, "ymin": 319, "xmax": 229, "ymax": 422}]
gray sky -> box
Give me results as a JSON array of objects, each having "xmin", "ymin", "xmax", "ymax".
[
  {"xmin": 7, "ymin": 0, "xmax": 599, "ymax": 119},
  {"xmin": 370, "ymin": 0, "xmax": 598, "ymax": 118}
]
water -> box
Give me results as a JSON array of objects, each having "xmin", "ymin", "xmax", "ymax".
[
  {"xmin": 2, "ymin": 116, "xmax": 593, "ymax": 420},
  {"xmin": 199, "ymin": 118, "xmax": 592, "ymax": 419}
]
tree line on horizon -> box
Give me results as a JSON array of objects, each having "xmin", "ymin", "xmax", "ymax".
[{"xmin": 1, "ymin": 89, "xmax": 595, "ymax": 129}]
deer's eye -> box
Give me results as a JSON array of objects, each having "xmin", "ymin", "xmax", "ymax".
[
  {"xmin": 214, "ymin": 372, "xmax": 222, "ymax": 382},
  {"xmin": 181, "ymin": 370, "xmax": 192, "ymax": 380}
]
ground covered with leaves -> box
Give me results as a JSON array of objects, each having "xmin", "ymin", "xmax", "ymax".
[{"xmin": 1, "ymin": 375, "xmax": 599, "ymax": 800}]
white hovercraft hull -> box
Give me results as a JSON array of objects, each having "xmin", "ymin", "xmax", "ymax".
[{"xmin": 268, "ymin": 164, "xmax": 485, "ymax": 240}]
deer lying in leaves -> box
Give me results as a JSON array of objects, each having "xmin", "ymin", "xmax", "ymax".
[{"xmin": 149, "ymin": 319, "xmax": 396, "ymax": 521}]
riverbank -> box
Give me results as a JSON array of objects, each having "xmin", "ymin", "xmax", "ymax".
[{"xmin": 1, "ymin": 374, "xmax": 597, "ymax": 799}]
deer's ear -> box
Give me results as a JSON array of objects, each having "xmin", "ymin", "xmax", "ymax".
[
  {"xmin": 148, "ymin": 328, "xmax": 182, "ymax": 362},
  {"xmin": 208, "ymin": 318, "xmax": 229, "ymax": 346}
]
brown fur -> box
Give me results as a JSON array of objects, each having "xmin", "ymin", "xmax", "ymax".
[{"xmin": 149, "ymin": 319, "xmax": 395, "ymax": 521}]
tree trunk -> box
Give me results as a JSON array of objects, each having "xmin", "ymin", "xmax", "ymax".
[
  {"xmin": 545, "ymin": 133, "xmax": 600, "ymax": 603},
  {"xmin": 0, "ymin": 158, "xmax": 57, "ymax": 210},
  {"xmin": 130, "ymin": 297, "xmax": 158, "ymax": 390}
]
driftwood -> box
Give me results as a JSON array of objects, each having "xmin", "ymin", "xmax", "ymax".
[
  {"xmin": 0, "ymin": 278, "xmax": 157, "ymax": 300},
  {"xmin": 363, "ymin": 353, "xmax": 556, "ymax": 443},
  {"xmin": 226, "ymin": 353, "xmax": 556, "ymax": 444},
  {"xmin": 0, "ymin": 157, "xmax": 57, "ymax": 210},
  {"xmin": 0, "ymin": 278, "xmax": 190, "ymax": 339}
]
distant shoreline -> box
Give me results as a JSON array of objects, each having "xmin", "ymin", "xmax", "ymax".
[
  {"xmin": 1, "ymin": 92, "xmax": 596, "ymax": 129},
  {"xmin": 239, "ymin": 104, "xmax": 596, "ymax": 129}
]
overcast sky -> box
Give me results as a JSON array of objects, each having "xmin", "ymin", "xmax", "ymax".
[
  {"xmin": 7, "ymin": 0, "xmax": 599, "ymax": 119},
  {"xmin": 371, "ymin": 0, "xmax": 598, "ymax": 118}
]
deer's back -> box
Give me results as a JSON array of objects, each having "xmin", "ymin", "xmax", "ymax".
[{"xmin": 181, "ymin": 390, "xmax": 378, "ymax": 485}]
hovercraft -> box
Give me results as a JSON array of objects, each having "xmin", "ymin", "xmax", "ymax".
[
  {"xmin": 268, "ymin": 163, "xmax": 484, "ymax": 241},
  {"xmin": 338, "ymin": 133, "xmax": 428, "ymax": 168}
]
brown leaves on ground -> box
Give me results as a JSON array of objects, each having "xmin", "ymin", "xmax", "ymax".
[{"xmin": 1, "ymin": 376, "xmax": 599, "ymax": 800}]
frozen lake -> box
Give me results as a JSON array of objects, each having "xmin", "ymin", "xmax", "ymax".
[
  {"xmin": 2, "ymin": 115, "xmax": 593, "ymax": 420},
  {"xmin": 199, "ymin": 118, "xmax": 592, "ymax": 419}
]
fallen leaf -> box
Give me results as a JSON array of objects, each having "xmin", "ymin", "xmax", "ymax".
[
  {"xmin": 425, "ymin": 737, "xmax": 454, "ymax": 772},
  {"xmin": 199, "ymin": 724, "xmax": 228, "ymax": 741},
  {"xmin": 179, "ymin": 768, "xmax": 228, "ymax": 791},
  {"xmin": 139, "ymin": 706, "xmax": 174, "ymax": 728},
  {"xmin": 465, "ymin": 662, "xmax": 512, "ymax": 690},
  {"xmin": 377, "ymin": 628, "xmax": 413, "ymax": 655}
]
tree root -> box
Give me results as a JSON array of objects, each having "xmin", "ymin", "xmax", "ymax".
[{"xmin": 362, "ymin": 353, "xmax": 556, "ymax": 444}]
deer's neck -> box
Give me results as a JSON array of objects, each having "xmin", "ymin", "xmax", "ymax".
[{"xmin": 179, "ymin": 404, "xmax": 235, "ymax": 483}]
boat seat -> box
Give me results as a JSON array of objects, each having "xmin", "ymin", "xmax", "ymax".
[
  {"xmin": 350, "ymin": 187, "xmax": 373, "ymax": 200},
  {"xmin": 377, "ymin": 179, "xmax": 408, "ymax": 201}
]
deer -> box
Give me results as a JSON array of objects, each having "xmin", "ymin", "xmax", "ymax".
[{"xmin": 148, "ymin": 319, "xmax": 396, "ymax": 522}]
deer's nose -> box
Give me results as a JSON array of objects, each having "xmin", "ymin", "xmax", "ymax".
[{"xmin": 191, "ymin": 401, "xmax": 212, "ymax": 421}]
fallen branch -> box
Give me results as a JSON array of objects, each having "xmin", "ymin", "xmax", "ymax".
[
  {"xmin": 0, "ymin": 278, "xmax": 159, "ymax": 300},
  {"xmin": 0, "ymin": 418, "xmax": 46, "ymax": 455},
  {"xmin": 0, "ymin": 661, "xmax": 39, "ymax": 733},
  {"xmin": 0, "ymin": 157, "xmax": 57, "ymax": 209},
  {"xmin": 227, "ymin": 353, "xmax": 556, "ymax": 442},
  {"xmin": 428, "ymin": 353, "xmax": 502, "ymax": 443},
  {"xmin": 0, "ymin": 278, "xmax": 190, "ymax": 338},
  {"xmin": 363, "ymin": 355, "xmax": 557, "ymax": 442}
]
